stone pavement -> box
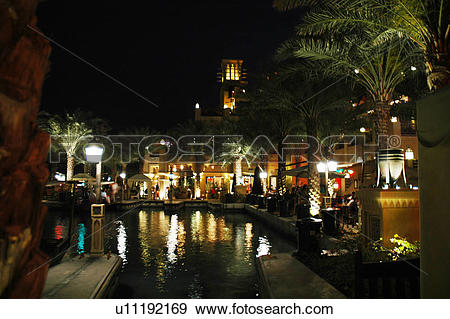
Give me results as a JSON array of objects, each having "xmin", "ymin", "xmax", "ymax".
[
  {"xmin": 257, "ymin": 253, "xmax": 346, "ymax": 298},
  {"xmin": 43, "ymin": 254, "xmax": 121, "ymax": 298}
]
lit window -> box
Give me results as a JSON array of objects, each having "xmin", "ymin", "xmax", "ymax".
[{"xmin": 225, "ymin": 63, "xmax": 240, "ymax": 81}]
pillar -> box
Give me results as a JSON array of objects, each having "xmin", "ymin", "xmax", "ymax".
[{"xmin": 416, "ymin": 85, "xmax": 450, "ymax": 298}]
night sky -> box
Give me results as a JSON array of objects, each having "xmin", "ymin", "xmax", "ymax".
[{"xmin": 36, "ymin": 0, "xmax": 299, "ymax": 132}]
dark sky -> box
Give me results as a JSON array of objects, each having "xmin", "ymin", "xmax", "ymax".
[{"xmin": 36, "ymin": 0, "xmax": 299, "ymax": 132}]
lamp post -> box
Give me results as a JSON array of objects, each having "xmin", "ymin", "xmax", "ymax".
[
  {"xmin": 120, "ymin": 172, "xmax": 126, "ymax": 201},
  {"xmin": 85, "ymin": 144, "xmax": 104, "ymax": 203},
  {"xmin": 317, "ymin": 160, "xmax": 337, "ymax": 207},
  {"xmin": 169, "ymin": 166, "xmax": 174, "ymax": 201},
  {"xmin": 259, "ymin": 170, "xmax": 268, "ymax": 194},
  {"xmin": 84, "ymin": 144, "xmax": 105, "ymax": 256}
]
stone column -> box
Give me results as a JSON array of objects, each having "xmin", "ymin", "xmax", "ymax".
[{"xmin": 416, "ymin": 85, "xmax": 450, "ymax": 298}]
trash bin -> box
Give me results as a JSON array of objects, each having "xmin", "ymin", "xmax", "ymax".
[
  {"xmin": 279, "ymin": 199, "xmax": 289, "ymax": 217},
  {"xmin": 267, "ymin": 197, "xmax": 276, "ymax": 213},
  {"xmin": 296, "ymin": 217, "xmax": 322, "ymax": 253},
  {"xmin": 321, "ymin": 208, "xmax": 340, "ymax": 235},
  {"xmin": 296, "ymin": 203, "xmax": 310, "ymax": 220},
  {"xmin": 257, "ymin": 195, "xmax": 266, "ymax": 209}
]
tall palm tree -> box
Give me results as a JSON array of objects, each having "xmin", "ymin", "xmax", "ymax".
[
  {"xmin": 271, "ymin": 72, "xmax": 358, "ymax": 215},
  {"xmin": 39, "ymin": 112, "xmax": 92, "ymax": 181},
  {"xmin": 119, "ymin": 126, "xmax": 160, "ymax": 174},
  {"xmin": 274, "ymin": 0, "xmax": 449, "ymax": 91},
  {"xmin": 278, "ymin": 36, "xmax": 419, "ymax": 148},
  {"xmin": 247, "ymin": 74, "xmax": 303, "ymax": 194}
]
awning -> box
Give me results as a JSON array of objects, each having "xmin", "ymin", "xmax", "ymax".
[
  {"xmin": 72, "ymin": 173, "xmax": 96, "ymax": 182},
  {"xmin": 284, "ymin": 166, "xmax": 345, "ymax": 179},
  {"xmin": 128, "ymin": 174, "xmax": 152, "ymax": 182}
]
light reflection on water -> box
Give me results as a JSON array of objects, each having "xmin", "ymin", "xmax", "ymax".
[
  {"xmin": 166, "ymin": 214, "xmax": 178, "ymax": 264},
  {"xmin": 77, "ymin": 223, "xmax": 86, "ymax": 255},
  {"xmin": 44, "ymin": 208, "xmax": 295, "ymax": 298},
  {"xmin": 116, "ymin": 220, "xmax": 127, "ymax": 265},
  {"xmin": 256, "ymin": 236, "xmax": 272, "ymax": 258},
  {"xmin": 116, "ymin": 209, "xmax": 293, "ymax": 298}
]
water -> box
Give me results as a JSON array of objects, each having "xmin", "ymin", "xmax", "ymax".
[{"xmin": 42, "ymin": 208, "xmax": 295, "ymax": 298}]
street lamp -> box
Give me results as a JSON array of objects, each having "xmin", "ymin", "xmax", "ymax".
[
  {"xmin": 85, "ymin": 144, "xmax": 104, "ymax": 203},
  {"xmin": 169, "ymin": 166, "xmax": 174, "ymax": 201},
  {"xmin": 84, "ymin": 144, "xmax": 105, "ymax": 256},
  {"xmin": 259, "ymin": 170, "xmax": 268, "ymax": 194},
  {"xmin": 119, "ymin": 172, "xmax": 126, "ymax": 201},
  {"xmin": 317, "ymin": 160, "xmax": 338, "ymax": 206}
]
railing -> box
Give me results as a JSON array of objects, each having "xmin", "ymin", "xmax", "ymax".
[{"xmin": 354, "ymin": 251, "xmax": 420, "ymax": 298}]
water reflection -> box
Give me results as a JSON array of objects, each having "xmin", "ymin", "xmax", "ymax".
[
  {"xmin": 177, "ymin": 221, "xmax": 186, "ymax": 260},
  {"xmin": 106, "ymin": 209, "xmax": 294, "ymax": 298},
  {"xmin": 55, "ymin": 225, "xmax": 63, "ymax": 240},
  {"xmin": 245, "ymin": 223, "xmax": 253, "ymax": 248},
  {"xmin": 206, "ymin": 213, "xmax": 217, "ymax": 242},
  {"xmin": 244, "ymin": 223, "xmax": 254, "ymax": 262},
  {"xmin": 77, "ymin": 223, "xmax": 86, "ymax": 254},
  {"xmin": 191, "ymin": 210, "xmax": 204, "ymax": 242},
  {"xmin": 256, "ymin": 236, "xmax": 272, "ymax": 257},
  {"xmin": 217, "ymin": 216, "xmax": 232, "ymax": 242},
  {"xmin": 138, "ymin": 210, "xmax": 153, "ymax": 275},
  {"xmin": 42, "ymin": 208, "xmax": 294, "ymax": 298},
  {"xmin": 166, "ymin": 214, "xmax": 178, "ymax": 264},
  {"xmin": 116, "ymin": 220, "xmax": 127, "ymax": 265}
]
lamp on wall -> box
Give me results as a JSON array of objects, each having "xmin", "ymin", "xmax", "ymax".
[{"xmin": 405, "ymin": 148, "xmax": 414, "ymax": 160}]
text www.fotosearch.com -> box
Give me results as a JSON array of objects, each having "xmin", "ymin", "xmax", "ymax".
[{"xmin": 196, "ymin": 303, "xmax": 333, "ymax": 315}]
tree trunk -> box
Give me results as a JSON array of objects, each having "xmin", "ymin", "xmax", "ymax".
[
  {"xmin": 374, "ymin": 100, "xmax": 391, "ymax": 150},
  {"xmin": 66, "ymin": 154, "xmax": 74, "ymax": 181},
  {"xmin": 234, "ymin": 158, "xmax": 243, "ymax": 185},
  {"xmin": 83, "ymin": 162, "xmax": 90, "ymax": 174},
  {"xmin": 306, "ymin": 119, "xmax": 321, "ymax": 216},
  {"xmin": 0, "ymin": 1, "xmax": 51, "ymax": 298},
  {"xmin": 426, "ymin": 65, "xmax": 449, "ymax": 92},
  {"xmin": 276, "ymin": 138, "xmax": 286, "ymax": 195}
]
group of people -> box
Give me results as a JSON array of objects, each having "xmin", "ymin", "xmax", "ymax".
[{"xmin": 334, "ymin": 192, "xmax": 360, "ymax": 225}]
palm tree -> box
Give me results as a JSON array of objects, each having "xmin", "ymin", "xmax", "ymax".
[
  {"xmin": 217, "ymin": 140, "xmax": 258, "ymax": 185},
  {"xmin": 39, "ymin": 112, "xmax": 92, "ymax": 181},
  {"xmin": 274, "ymin": 0, "xmax": 449, "ymax": 91},
  {"xmin": 247, "ymin": 74, "xmax": 303, "ymax": 194},
  {"xmin": 119, "ymin": 126, "xmax": 160, "ymax": 174},
  {"xmin": 270, "ymin": 72, "xmax": 358, "ymax": 215},
  {"xmin": 278, "ymin": 35, "xmax": 419, "ymax": 148}
]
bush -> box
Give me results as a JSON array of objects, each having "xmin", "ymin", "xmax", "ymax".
[{"xmin": 367, "ymin": 234, "xmax": 420, "ymax": 262}]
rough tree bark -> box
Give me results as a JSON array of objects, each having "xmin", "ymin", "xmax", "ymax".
[
  {"xmin": 66, "ymin": 154, "xmax": 74, "ymax": 181},
  {"xmin": 234, "ymin": 158, "xmax": 242, "ymax": 185},
  {"xmin": 374, "ymin": 100, "xmax": 391, "ymax": 149},
  {"xmin": 306, "ymin": 119, "xmax": 321, "ymax": 216},
  {"xmin": 0, "ymin": 1, "xmax": 51, "ymax": 298}
]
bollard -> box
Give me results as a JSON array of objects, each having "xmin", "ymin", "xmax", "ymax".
[{"xmin": 90, "ymin": 204, "xmax": 105, "ymax": 256}]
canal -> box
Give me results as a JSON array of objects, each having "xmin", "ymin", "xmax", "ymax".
[{"xmin": 42, "ymin": 208, "xmax": 295, "ymax": 298}]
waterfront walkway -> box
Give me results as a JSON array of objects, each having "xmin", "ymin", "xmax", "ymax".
[
  {"xmin": 257, "ymin": 253, "xmax": 346, "ymax": 298},
  {"xmin": 43, "ymin": 254, "xmax": 121, "ymax": 298}
]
